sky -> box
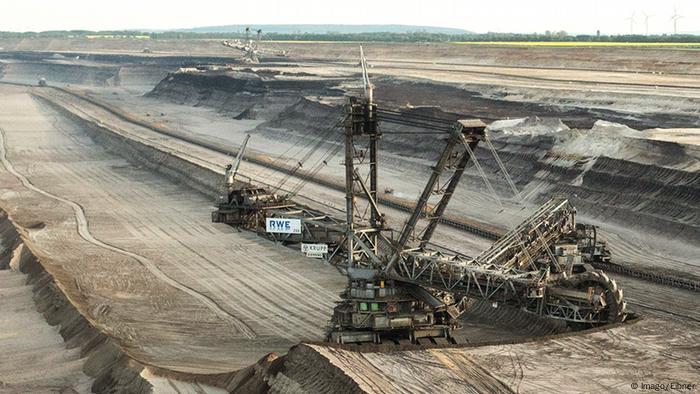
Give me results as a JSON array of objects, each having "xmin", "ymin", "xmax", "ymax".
[{"xmin": 1, "ymin": 0, "xmax": 697, "ymax": 35}]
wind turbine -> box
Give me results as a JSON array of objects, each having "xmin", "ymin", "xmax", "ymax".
[
  {"xmin": 670, "ymin": 8, "xmax": 683, "ymax": 35},
  {"xmin": 642, "ymin": 11, "xmax": 654, "ymax": 35},
  {"xmin": 625, "ymin": 11, "xmax": 636, "ymax": 34}
]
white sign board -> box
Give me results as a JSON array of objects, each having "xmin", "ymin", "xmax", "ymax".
[
  {"xmin": 266, "ymin": 218, "xmax": 302, "ymax": 234},
  {"xmin": 301, "ymin": 243, "xmax": 328, "ymax": 258}
]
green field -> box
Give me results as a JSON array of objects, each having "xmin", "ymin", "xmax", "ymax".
[{"xmin": 451, "ymin": 41, "xmax": 700, "ymax": 48}]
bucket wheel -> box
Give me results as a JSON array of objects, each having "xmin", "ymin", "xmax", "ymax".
[
  {"xmin": 545, "ymin": 270, "xmax": 627, "ymax": 325},
  {"xmin": 565, "ymin": 270, "xmax": 627, "ymax": 324}
]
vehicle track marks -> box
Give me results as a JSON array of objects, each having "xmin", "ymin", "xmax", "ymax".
[{"xmin": 0, "ymin": 125, "xmax": 257, "ymax": 339}]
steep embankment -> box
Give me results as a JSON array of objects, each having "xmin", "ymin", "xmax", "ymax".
[
  {"xmin": 0, "ymin": 211, "xmax": 151, "ymax": 393},
  {"xmin": 486, "ymin": 119, "xmax": 700, "ymax": 245},
  {"xmin": 0, "ymin": 60, "xmax": 120, "ymax": 87},
  {"xmin": 148, "ymin": 69, "xmax": 346, "ymax": 120},
  {"xmin": 373, "ymin": 77, "xmax": 700, "ymax": 130}
]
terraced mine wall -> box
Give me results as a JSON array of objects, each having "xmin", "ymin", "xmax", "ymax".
[
  {"xmin": 2, "ymin": 61, "xmax": 121, "ymax": 86},
  {"xmin": 0, "ymin": 50, "xmax": 226, "ymax": 67},
  {"xmin": 152, "ymin": 71, "xmax": 700, "ymax": 130},
  {"xmin": 373, "ymin": 78, "xmax": 700, "ymax": 130},
  {"xmin": 35, "ymin": 88, "xmax": 505, "ymax": 238},
  {"xmin": 3, "ymin": 40, "xmax": 698, "ymax": 73},
  {"xmin": 0, "ymin": 211, "xmax": 152, "ymax": 393},
  {"xmin": 148, "ymin": 70, "xmax": 346, "ymax": 121},
  {"xmin": 488, "ymin": 132, "xmax": 700, "ymax": 247},
  {"xmin": 7, "ymin": 60, "xmax": 700, "ymax": 255},
  {"xmin": 35, "ymin": 95, "xmax": 225, "ymax": 201},
  {"xmin": 151, "ymin": 71, "xmax": 700, "ymax": 250},
  {"xmin": 0, "ymin": 55, "xmax": 172, "ymax": 92},
  {"xmin": 36, "ymin": 86, "xmax": 700, "ymax": 290}
]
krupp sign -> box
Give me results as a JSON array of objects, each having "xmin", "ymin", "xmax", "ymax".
[
  {"xmin": 265, "ymin": 218, "xmax": 302, "ymax": 234},
  {"xmin": 301, "ymin": 243, "xmax": 328, "ymax": 258}
]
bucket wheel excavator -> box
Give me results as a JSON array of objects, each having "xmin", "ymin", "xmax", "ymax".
[
  {"xmin": 208, "ymin": 47, "xmax": 627, "ymax": 345},
  {"xmin": 326, "ymin": 49, "xmax": 626, "ymax": 345},
  {"xmin": 221, "ymin": 27, "xmax": 287, "ymax": 63}
]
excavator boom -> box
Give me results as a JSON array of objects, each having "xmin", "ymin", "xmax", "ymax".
[{"xmin": 394, "ymin": 197, "xmax": 626, "ymax": 325}]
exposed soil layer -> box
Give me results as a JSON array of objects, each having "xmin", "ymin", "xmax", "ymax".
[
  {"xmin": 372, "ymin": 78, "xmax": 700, "ymax": 130},
  {"xmin": 0, "ymin": 56, "xmax": 171, "ymax": 93},
  {"xmin": 151, "ymin": 70, "xmax": 700, "ymax": 130},
  {"xmin": 212, "ymin": 308, "xmax": 700, "ymax": 394}
]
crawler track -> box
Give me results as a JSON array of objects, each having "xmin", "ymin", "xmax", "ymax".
[{"xmin": 308, "ymin": 312, "xmax": 642, "ymax": 353}]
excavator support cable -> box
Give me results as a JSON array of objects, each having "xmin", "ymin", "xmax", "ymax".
[{"xmin": 461, "ymin": 137, "xmax": 504, "ymax": 210}]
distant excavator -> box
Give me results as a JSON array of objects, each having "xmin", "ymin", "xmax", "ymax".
[{"xmin": 221, "ymin": 27, "xmax": 287, "ymax": 63}]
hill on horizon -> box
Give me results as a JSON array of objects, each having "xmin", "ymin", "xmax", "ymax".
[{"xmin": 171, "ymin": 24, "xmax": 472, "ymax": 35}]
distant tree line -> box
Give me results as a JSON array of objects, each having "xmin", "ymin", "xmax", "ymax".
[{"xmin": 1, "ymin": 30, "xmax": 699, "ymax": 43}]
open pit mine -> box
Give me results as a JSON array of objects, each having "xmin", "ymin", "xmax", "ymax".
[{"xmin": 0, "ymin": 38, "xmax": 699, "ymax": 393}]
